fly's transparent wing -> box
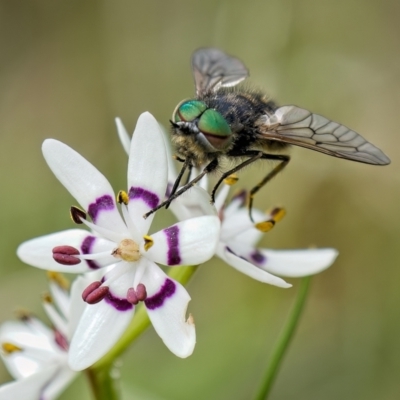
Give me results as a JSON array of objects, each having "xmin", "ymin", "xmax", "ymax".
[
  {"xmin": 191, "ymin": 48, "xmax": 249, "ymax": 96},
  {"xmin": 257, "ymin": 105, "xmax": 390, "ymax": 165}
]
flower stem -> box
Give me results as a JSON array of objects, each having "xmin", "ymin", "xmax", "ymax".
[
  {"xmin": 254, "ymin": 276, "xmax": 312, "ymax": 400},
  {"xmin": 86, "ymin": 365, "xmax": 120, "ymax": 400}
]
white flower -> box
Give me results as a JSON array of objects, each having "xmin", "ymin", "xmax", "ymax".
[
  {"xmin": 116, "ymin": 118, "xmax": 337, "ymax": 286},
  {"xmin": 0, "ymin": 274, "xmax": 84, "ymax": 400},
  {"xmin": 17, "ymin": 112, "xmax": 220, "ymax": 370}
]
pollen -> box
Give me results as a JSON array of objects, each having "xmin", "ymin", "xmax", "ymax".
[
  {"xmin": 2, "ymin": 342, "xmax": 23, "ymax": 354},
  {"xmin": 223, "ymin": 174, "xmax": 239, "ymax": 186},
  {"xmin": 187, "ymin": 313, "xmax": 195, "ymax": 325},
  {"xmin": 112, "ymin": 239, "xmax": 141, "ymax": 262},
  {"xmin": 117, "ymin": 190, "xmax": 129, "ymax": 205},
  {"xmin": 42, "ymin": 292, "xmax": 53, "ymax": 303},
  {"xmin": 143, "ymin": 235, "xmax": 154, "ymax": 251},
  {"xmin": 255, "ymin": 220, "xmax": 275, "ymax": 233},
  {"xmin": 47, "ymin": 271, "xmax": 70, "ymax": 290},
  {"xmin": 268, "ymin": 207, "xmax": 286, "ymax": 222}
]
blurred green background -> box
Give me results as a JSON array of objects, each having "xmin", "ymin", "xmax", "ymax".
[{"xmin": 0, "ymin": 0, "xmax": 399, "ymax": 399}]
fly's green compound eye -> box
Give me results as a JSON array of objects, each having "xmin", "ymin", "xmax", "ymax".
[
  {"xmin": 198, "ymin": 109, "xmax": 232, "ymax": 138},
  {"xmin": 174, "ymin": 100, "xmax": 207, "ymax": 122}
]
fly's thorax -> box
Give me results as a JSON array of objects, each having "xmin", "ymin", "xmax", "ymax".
[{"xmin": 171, "ymin": 99, "xmax": 234, "ymax": 166}]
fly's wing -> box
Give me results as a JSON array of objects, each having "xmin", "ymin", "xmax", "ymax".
[
  {"xmin": 191, "ymin": 48, "xmax": 249, "ymax": 96},
  {"xmin": 257, "ymin": 105, "xmax": 390, "ymax": 165}
]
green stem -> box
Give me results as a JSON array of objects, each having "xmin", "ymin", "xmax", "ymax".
[
  {"xmin": 254, "ymin": 276, "xmax": 312, "ymax": 400},
  {"xmin": 86, "ymin": 366, "xmax": 120, "ymax": 400}
]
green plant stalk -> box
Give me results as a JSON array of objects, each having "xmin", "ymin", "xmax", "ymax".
[
  {"xmin": 254, "ymin": 276, "xmax": 312, "ymax": 400},
  {"xmin": 86, "ymin": 366, "xmax": 120, "ymax": 400},
  {"xmin": 85, "ymin": 264, "xmax": 199, "ymax": 400}
]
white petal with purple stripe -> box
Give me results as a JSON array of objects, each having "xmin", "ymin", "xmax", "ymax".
[
  {"xmin": 142, "ymin": 261, "xmax": 195, "ymax": 358},
  {"xmin": 42, "ymin": 139, "xmax": 127, "ymax": 234},
  {"xmin": 217, "ymin": 244, "xmax": 292, "ymax": 288},
  {"xmin": 17, "ymin": 230, "xmax": 116, "ymax": 273},
  {"xmin": 127, "ymin": 112, "xmax": 168, "ymax": 234},
  {"xmin": 144, "ymin": 216, "xmax": 220, "ymax": 266}
]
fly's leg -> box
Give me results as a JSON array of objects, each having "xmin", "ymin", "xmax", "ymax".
[
  {"xmin": 143, "ymin": 158, "xmax": 219, "ymax": 219},
  {"xmin": 248, "ymin": 153, "xmax": 290, "ymax": 222},
  {"xmin": 210, "ymin": 151, "xmax": 264, "ymax": 203},
  {"xmin": 166, "ymin": 158, "xmax": 190, "ymax": 208},
  {"xmin": 211, "ymin": 151, "xmax": 290, "ymax": 221}
]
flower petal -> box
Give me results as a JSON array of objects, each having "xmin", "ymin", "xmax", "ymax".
[
  {"xmin": 68, "ymin": 265, "xmax": 135, "ymax": 370},
  {"xmin": 115, "ymin": 117, "xmax": 131, "ymax": 155},
  {"xmin": 42, "ymin": 139, "xmax": 127, "ymax": 234},
  {"xmin": 144, "ymin": 216, "xmax": 220, "ymax": 266},
  {"xmin": 127, "ymin": 112, "xmax": 168, "ymax": 234},
  {"xmin": 255, "ymin": 248, "xmax": 339, "ymax": 277},
  {"xmin": 41, "ymin": 364, "xmax": 77, "ymax": 400},
  {"xmin": 169, "ymin": 186, "xmax": 217, "ymax": 220},
  {"xmin": 17, "ymin": 230, "xmax": 116, "ymax": 273},
  {"xmin": 142, "ymin": 261, "xmax": 195, "ymax": 358},
  {"xmin": 217, "ymin": 244, "xmax": 292, "ymax": 288},
  {"xmin": 0, "ymin": 366, "xmax": 58, "ymax": 400}
]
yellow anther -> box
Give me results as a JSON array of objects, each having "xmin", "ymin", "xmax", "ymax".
[
  {"xmin": 42, "ymin": 292, "xmax": 53, "ymax": 303},
  {"xmin": 268, "ymin": 207, "xmax": 286, "ymax": 223},
  {"xmin": 2, "ymin": 342, "xmax": 23, "ymax": 354},
  {"xmin": 223, "ymin": 174, "xmax": 239, "ymax": 186},
  {"xmin": 255, "ymin": 220, "xmax": 275, "ymax": 233},
  {"xmin": 112, "ymin": 239, "xmax": 140, "ymax": 262},
  {"xmin": 47, "ymin": 271, "xmax": 70, "ymax": 290},
  {"xmin": 143, "ymin": 235, "xmax": 154, "ymax": 251},
  {"xmin": 117, "ymin": 190, "xmax": 129, "ymax": 205}
]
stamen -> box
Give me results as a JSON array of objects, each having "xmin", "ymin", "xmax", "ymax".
[
  {"xmin": 126, "ymin": 284, "xmax": 147, "ymax": 305},
  {"xmin": 52, "ymin": 246, "xmax": 81, "ymax": 265},
  {"xmin": 126, "ymin": 288, "xmax": 138, "ymax": 304},
  {"xmin": 223, "ymin": 173, "xmax": 239, "ymax": 186},
  {"xmin": 2, "ymin": 342, "xmax": 22, "ymax": 354},
  {"xmin": 47, "ymin": 271, "xmax": 70, "ymax": 290},
  {"xmin": 112, "ymin": 239, "xmax": 140, "ymax": 262},
  {"xmin": 255, "ymin": 220, "xmax": 275, "ymax": 233},
  {"xmin": 268, "ymin": 207, "xmax": 286, "ymax": 222},
  {"xmin": 82, "ymin": 281, "xmax": 109, "ymax": 304},
  {"xmin": 70, "ymin": 206, "xmax": 87, "ymax": 224},
  {"xmin": 136, "ymin": 283, "xmax": 147, "ymax": 301},
  {"xmin": 42, "ymin": 292, "xmax": 53, "ymax": 303},
  {"xmin": 255, "ymin": 207, "xmax": 286, "ymax": 232},
  {"xmin": 117, "ymin": 190, "xmax": 129, "ymax": 205},
  {"xmin": 143, "ymin": 235, "xmax": 154, "ymax": 251},
  {"xmin": 54, "ymin": 330, "xmax": 69, "ymax": 351}
]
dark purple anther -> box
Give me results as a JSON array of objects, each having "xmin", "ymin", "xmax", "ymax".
[
  {"xmin": 52, "ymin": 246, "xmax": 81, "ymax": 265},
  {"xmin": 136, "ymin": 283, "xmax": 147, "ymax": 301},
  {"xmin": 54, "ymin": 330, "xmax": 69, "ymax": 351},
  {"xmin": 126, "ymin": 284, "xmax": 147, "ymax": 305},
  {"xmin": 82, "ymin": 281, "xmax": 109, "ymax": 304},
  {"xmin": 127, "ymin": 288, "xmax": 138, "ymax": 305}
]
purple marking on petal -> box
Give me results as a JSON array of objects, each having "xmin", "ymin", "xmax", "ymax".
[
  {"xmin": 81, "ymin": 236, "xmax": 101, "ymax": 270},
  {"xmin": 165, "ymin": 182, "xmax": 173, "ymax": 198},
  {"xmin": 129, "ymin": 186, "xmax": 159, "ymax": 209},
  {"xmin": 88, "ymin": 195, "xmax": 115, "ymax": 223},
  {"xmin": 250, "ymin": 250, "xmax": 266, "ymax": 265},
  {"xmin": 145, "ymin": 279, "xmax": 176, "ymax": 310},
  {"xmin": 164, "ymin": 225, "xmax": 181, "ymax": 265},
  {"xmin": 104, "ymin": 289, "xmax": 133, "ymax": 311}
]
